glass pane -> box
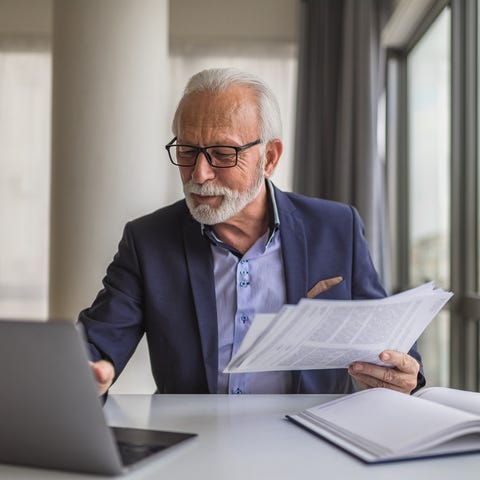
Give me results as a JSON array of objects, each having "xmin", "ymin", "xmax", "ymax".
[
  {"xmin": 0, "ymin": 47, "xmax": 51, "ymax": 319},
  {"xmin": 407, "ymin": 9, "xmax": 451, "ymax": 386}
]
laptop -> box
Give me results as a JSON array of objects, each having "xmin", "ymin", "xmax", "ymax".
[{"xmin": 0, "ymin": 320, "xmax": 196, "ymax": 475}]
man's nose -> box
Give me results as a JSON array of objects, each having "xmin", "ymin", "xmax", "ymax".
[{"xmin": 191, "ymin": 151, "xmax": 215, "ymax": 183}]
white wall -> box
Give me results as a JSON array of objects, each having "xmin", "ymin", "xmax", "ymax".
[{"xmin": 170, "ymin": 0, "xmax": 298, "ymax": 47}]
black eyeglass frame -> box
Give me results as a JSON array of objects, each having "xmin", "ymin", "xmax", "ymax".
[{"xmin": 165, "ymin": 137, "xmax": 262, "ymax": 168}]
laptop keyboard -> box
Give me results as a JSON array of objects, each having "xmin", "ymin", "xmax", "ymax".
[{"xmin": 116, "ymin": 441, "xmax": 166, "ymax": 466}]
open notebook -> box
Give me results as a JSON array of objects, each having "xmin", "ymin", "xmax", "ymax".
[
  {"xmin": 287, "ymin": 387, "xmax": 480, "ymax": 463},
  {"xmin": 0, "ymin": 319, "xmax": 196, "ymax": 475}
]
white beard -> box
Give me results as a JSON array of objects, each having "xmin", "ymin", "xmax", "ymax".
[{"xmin": 183, "ymin": 160, "xmax": 265, "ymax": 225}]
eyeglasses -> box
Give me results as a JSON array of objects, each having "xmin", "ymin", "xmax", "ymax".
[{"xmin": 165, "ymin": 137, "xmax": 262, "ymax": 168}]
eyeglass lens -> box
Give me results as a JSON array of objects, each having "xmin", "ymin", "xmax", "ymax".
[{"xmin": 171, "ymin": 145, "xmax": 238, "ymax": 167}]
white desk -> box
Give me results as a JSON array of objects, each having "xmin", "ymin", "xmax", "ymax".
[{"xmin": 1, "ymin": 394, "xmax": 479, "ymax": 479}]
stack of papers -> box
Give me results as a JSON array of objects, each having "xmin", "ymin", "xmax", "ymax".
[{"xmin": 224, "ymin": 282, "xmax": 453, "ymax": 373}]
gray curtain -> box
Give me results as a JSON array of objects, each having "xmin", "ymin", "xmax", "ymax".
[{"xmin": 294, "ymin": 0, "xmax": 392, "ymax": 289}]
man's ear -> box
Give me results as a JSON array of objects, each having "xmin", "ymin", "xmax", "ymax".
[{"xmin": 263, "ymin": 139, "xmax": 283, "ymax": 178}]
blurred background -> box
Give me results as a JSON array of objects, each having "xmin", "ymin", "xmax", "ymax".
[{"xmin": 0, "ymin": 0, "xmax": 479, "ymax": 393}]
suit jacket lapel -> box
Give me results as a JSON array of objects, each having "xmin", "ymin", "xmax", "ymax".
[
  {"xmin": 275, "ymin": 188, "xmax": 309, "ymax": 391},
  {"xmin": 183, "ymin": 218, "xmax": 218, "ymax": 393},
  {"xmin": 275, "ymin": 189, "xmax": 309, "ymax": 304}
]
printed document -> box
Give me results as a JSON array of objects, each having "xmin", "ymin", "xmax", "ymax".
[{"xmin": 224, "ymin": 283, "xmax": 452, "ymax": 373}]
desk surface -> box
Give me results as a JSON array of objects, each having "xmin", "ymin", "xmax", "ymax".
[{"xmin": 1, "ymin": 394, "xmax": 480, "ymax": 479}]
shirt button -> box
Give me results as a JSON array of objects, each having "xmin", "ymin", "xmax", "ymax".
[
  {"xmin": 239, "ymin": 280, "xmax": 249, "ymax": 288},
  {"xmin": 240, "ymin": 270, "xmax": 248, "ymax": 276},
  {"xmin": 233, "ymin": 387, "xmax": 242, "ymax": 394},
  {"xmin": 240, "ymin": 259, "xmax": 248, "ymax": 265},
  {"xmin": 240, "ymin": 314, "xmax": 249, "ymax": 324}
]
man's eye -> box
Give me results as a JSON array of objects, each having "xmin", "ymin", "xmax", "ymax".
[
  {"xmin": 210, "ymin": 148, "xmax": 236, "ymax": 160},
  {"xmin": 177, "ymin": 148, "xmax": 197, "ymax": 157}
]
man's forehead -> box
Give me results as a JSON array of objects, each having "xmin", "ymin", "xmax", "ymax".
[
  {"xmin": 183, "ymin": 88, "xmax": 254, "ymax": 111},
  {"xmin": 177, "ymin": 87, "xmax": 259, "ymax": 130}
]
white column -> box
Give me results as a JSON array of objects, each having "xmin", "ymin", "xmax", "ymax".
[{"xmin": 50, "ymin": 0, "xmax": 169, "ymax": 392}]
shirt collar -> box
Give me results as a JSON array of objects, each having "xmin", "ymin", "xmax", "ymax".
[{"xmin": 201, "ymin": 179, "xmax": 280, "ymax": 253}]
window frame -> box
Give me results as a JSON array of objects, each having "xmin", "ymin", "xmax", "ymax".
[
  {"xmin": 450, "ymin": 0, "xmax": 479, "ymax": 390},
  {"xmin": 386, "ymin": 0, "xmax": 480, "ymax": 390}
]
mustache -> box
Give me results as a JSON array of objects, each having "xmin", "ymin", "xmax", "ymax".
[{"xmin": 184, "ymin": 181, "xmax": 233, "ymax": 197}]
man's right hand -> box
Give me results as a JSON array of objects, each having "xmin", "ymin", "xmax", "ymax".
[{"xmin": 90, "ymin": 360, "xmax": 115, "ymax": 396}]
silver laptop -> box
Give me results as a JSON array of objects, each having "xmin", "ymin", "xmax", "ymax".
[{"xmin": 0, "ymin": 320, "xmax": 196, "ymax": 475}]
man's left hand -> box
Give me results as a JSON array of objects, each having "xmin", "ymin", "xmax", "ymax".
[{"xmin": 348, "ymin": 350, "xmax": 420, "ymax": 394}]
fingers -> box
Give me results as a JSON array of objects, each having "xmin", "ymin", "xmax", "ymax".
[
  {"xmin": 348, "ymin": 351, "xmax": 420, "ymax": 394},
  {"xmin": 89, "ymin": 360, "xmax": 115, "ymax": 396}
]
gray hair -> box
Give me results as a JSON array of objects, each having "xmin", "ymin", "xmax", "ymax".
[{"xmin": 172, "ymin": 68, "xmax": 283, "ymax": 142}]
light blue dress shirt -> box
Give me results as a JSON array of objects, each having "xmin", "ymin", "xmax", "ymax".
[{"xmin": 204, "ymin": 181, "xmax": 293, "ymax": 394}]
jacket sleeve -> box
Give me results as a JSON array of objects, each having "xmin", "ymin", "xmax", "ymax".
[
  {"xmin": 350, "ymin": 206, "xmax": 387, "ymax": 300},
  {"xmin": 77, "ymin": 222, "xmax": 144, "ymax": 381}
]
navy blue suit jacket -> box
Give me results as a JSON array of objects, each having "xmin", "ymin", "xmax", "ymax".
[{"xmin": 79, "ymin": 186, "xmax": 424, "ymax": 393}]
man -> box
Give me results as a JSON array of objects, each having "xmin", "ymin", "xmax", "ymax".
[{"xmin": 81, "ymin": 68, "xmax": 424, "ymax": 396}]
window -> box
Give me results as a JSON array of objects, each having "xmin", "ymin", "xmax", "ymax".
[
  {"xmin": 0, "ymin": 41, "xmax": 51, "ymax": 319},
  {"xmin": 406, "ymin": 8, "xmax": 451, "ymax": 386},
  {"xmin": 387, "ymin": 0, "xmax": 480, "ymax": 391},
  {"xmin": 386, "ymin": 3, "xmax": 452, "ymax": 388}
]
